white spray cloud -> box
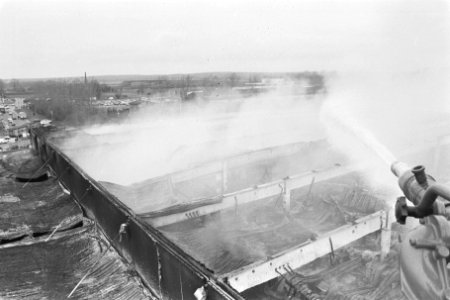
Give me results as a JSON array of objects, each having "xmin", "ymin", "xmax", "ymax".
[{"xmin": 59, "ymin": 84, "xmax": 326, "ymax": 185}]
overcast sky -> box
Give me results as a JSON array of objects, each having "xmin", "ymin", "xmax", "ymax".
[{"xmin": 0, "ymin": 0, "xmax": 449, "ymax": 79}]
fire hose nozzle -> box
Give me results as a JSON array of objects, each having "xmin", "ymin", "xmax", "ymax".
[
  {"xmin": 392, "ymin": 162, "xmax": 450, "ymax": 223},
  {"xmin": 391, "ymin": 161, "xmax": 410, "ymax": 178}
]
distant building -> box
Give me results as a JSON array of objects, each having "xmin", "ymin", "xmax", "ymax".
[
  {"xmin": 15, "ymin": 98, "xmax": 24, "ymax": 109},
  {"xmin": 2, "ymin": 98, "xmax": 15, "ymax": 106},
  {"xmin": 261, "ymin": 78, "xmax": 286, "ymax": 86}
]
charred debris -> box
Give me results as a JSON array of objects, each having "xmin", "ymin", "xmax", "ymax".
[{"xmin": 3, "ymin": 125, "xmax": 407, "ymax": 300}]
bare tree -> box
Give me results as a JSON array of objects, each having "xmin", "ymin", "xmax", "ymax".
[
  {"xmin": 179, "ymin": 74, "xmax": 192, "ymax": 101},
  {"xmin": 10, "ymin": 79, "xmax": 24, "ymax": 92},
  {"xmin": 229, "ymin": 73, "xmax": 238, "ymax": 87}
]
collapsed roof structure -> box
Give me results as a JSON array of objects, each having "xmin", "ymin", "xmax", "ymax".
[{"xmin": 19, "ymin": 112, "xmax": 406, "ymax": 299}]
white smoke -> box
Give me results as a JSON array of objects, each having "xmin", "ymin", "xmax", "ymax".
[{"xmin": 59, "ymin": 84, "xmax": 326, "ymax": 185}]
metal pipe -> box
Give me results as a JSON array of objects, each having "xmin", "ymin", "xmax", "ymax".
[
  {"xmin": 411, "ymin": 165, "xmax": 428, "ymax": 186},
  {"xmin": 410, "ymin": 184, "xmax": 450, "ymax": 218}
]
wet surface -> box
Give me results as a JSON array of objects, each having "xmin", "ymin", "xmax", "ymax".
[
  {"xmin": 46, "ymin": 123, "xmax": 409, "ymax": 299},
  {"xmin": 160, "ymin": 172, "xmax": 386, "ymax": 275},
  {"xmin": 243, "ymin": 235, "xmax": 406, "ymax": 300},
  {"xmin": 0, "ymin": 225, "xmax": 151, "ymax": 300},
  {"xmin": 0, "ymin": 150, "xmax": 152, "ymax": 299},
  {"xmin": 92, "ymin": 139, "xmax": 387, "ymax": 278},
  {"xmin": 0, "ymin": 151, "xmax": 82, "ymax": 241}
]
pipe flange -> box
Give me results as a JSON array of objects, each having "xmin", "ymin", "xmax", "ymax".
[{"xmin": 395, "ymin": 197, "xmax": 408, "ymax": 224}]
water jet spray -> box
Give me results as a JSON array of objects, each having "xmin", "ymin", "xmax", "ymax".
[
  {"xmin": 323, "ymin": 103, "xmax": 450, "ymax": 299},
  {"xmin": 322, "ymin": 103, "xmax": 397, "ymax": 167}
]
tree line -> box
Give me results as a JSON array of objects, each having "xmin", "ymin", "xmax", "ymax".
[
  {"xmin": 26, "ymin": 79, "xmax": 109, "ymax": 125},
  {"xmin": 29, "ymin": 79, "xmax": 103, "ymax": 101}
]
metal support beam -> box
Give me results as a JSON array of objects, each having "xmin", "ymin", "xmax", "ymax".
[
  {"xmin": 282, "ymin": 179, "xmax": 291, "ymax": 211},
  {"xmin": 380, "ymin": 209, "xmax": 392, "ymax": 260},
  {"xmin": 221, "ymin": 210, "xmax": 386, "ymax": 292},
  {"xmin": 131, "ymin": 141, "xmax": 315, "ymax": 192},
  {"xmin": 169, "ymin": 141, "xmax": 317, "ymax": 184},
  {"xmin": 144, "ymin": 164, "xmax": 360, "ymax": 227}
]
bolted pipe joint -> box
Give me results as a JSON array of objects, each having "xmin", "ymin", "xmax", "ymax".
[{"xmin": 395, "ymin": 197, "xmax": 408, "ymax": 225}]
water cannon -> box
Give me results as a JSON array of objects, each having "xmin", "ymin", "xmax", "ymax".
[
  {"xmin": 392, "ymin": 161, "xmax": 450, "ymax": 300},
  {"xmin": 391, "ymin": 161, "xmax": 450, "ymax": 224}
]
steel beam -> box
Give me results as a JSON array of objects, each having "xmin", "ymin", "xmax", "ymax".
[
  {"xmin": 221, "ymin": 210, "xmax": 386, "ymax": 292},
  {"xmin": 168, "ymin": 141, "xmax": 320, "ymax": 184},
  {"xmin": 144, "ymin": 164, "xmax": 359, "ymax": 227},
  {"xmin": 380, "ymin": 209, "xmax": 392, "ymax": 260},
  {"xmin": 131, "ymin": 140, "xmax": 324, "ymax": 192}
]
